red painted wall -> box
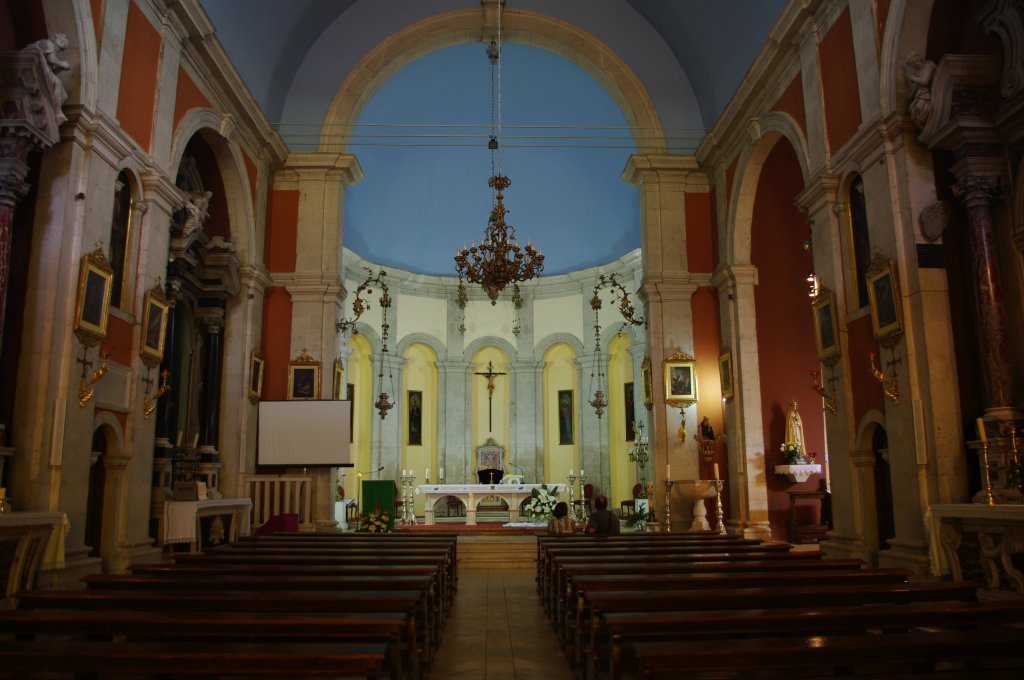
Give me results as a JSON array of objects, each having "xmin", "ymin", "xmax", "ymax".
[
  {"xmin": 90, "ymin": 0, "xmax": 104, "ymax": 46},
  {"xmin": 117, "ymin": 2, "xmax": 160, "ymax": 152},
  {"xmin": 773, "ymin": 73, "xmax": 807, "ymax": 141},
  {"xmin": 875, "ymin": 0, "xmax": 891, "ymax": 46},
  {"xmin": 847, "ymin": 313, "xmax": 885, "ymax": 423},
  {"xmin": 751, "ymin": 140, "xmax": 824, "ymax": 539},
  {"xmin": 691, "ymin": 286, "xmax": 731, "ymax": 520},
  {"xmin": 105, "ymin": 315, "xmax": 133, "ymax": 366},
  {"xmin": 173, "ymin": 66, "xmax": 212, "ymax": 135},
  {"xmin": 265, "ymin": 190, "xmax": 299, "ymax": 273},
  {"xmin": 261, "ymin": 288, "xmax": 292, "ymax": 401},
  {"xmin": 819, "ymin": 7, "xmax": 862, "ymax": 155},
  {"xmin": 685, "ymin": 192, "xmax": 714, "ymax": 273}
]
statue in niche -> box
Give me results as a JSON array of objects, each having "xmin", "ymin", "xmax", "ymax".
[
  {"xmin": 904, "ymin": 52, "xmax": 936, "ymax": 129},
  {"xmin": 20, "ymin": 33, "xmax": 71, "ymax": 124},
  {"xmin": 181, "ymin": 190, "xmax": 213, "ymax": 236},
  {"xmin": 784, "ymin": 398, "xmax": 806, "ymax": 456}
]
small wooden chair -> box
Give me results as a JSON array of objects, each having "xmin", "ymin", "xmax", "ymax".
[{"xmin": 620, "ymin": 483, "xmax": 641, "ymax": 517}]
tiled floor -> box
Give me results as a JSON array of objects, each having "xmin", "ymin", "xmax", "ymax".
[{"xmin": 431, "ymin": 568, "xmax": 574, "ymax": 680}]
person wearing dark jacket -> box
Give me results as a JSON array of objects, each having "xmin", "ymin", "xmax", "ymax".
[{"xmin": 586, "ymin": 494, "xmax": 620, "ymax": 534}]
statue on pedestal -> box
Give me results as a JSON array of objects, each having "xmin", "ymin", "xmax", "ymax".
[{"xmin": 784, "ymin": 398, "xmax": 806, "ymax": 457}]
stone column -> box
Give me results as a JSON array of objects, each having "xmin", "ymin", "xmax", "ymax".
[
  {"xmin": 0, "ymin": 52, "xmax": 66, "ymax": 353},
  {"xmin": 197, "ymin": 310, "xmax": 224, "ymax": 460},
  {"xmin": 951, "ymin": 172, "xmax": 1014, "ymax": 414}
]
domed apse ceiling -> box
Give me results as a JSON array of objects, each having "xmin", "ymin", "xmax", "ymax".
[{"xmin": 199, "ymin": 0, "xmax": 788, "ymax": 275}]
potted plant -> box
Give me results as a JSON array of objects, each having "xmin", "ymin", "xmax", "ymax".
[{"xmin": 630, "ymin": 505, "xmax": 651, "ymax": 532}]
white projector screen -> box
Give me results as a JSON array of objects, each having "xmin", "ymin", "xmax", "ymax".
[{"xmin": 258, "ymin": 401, "xmax": 352, "ymax": 467}]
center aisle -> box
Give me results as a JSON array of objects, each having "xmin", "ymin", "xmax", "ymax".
[{"xmin": 431, "ymin": 568, "xmax": 573, "ymax": 680}]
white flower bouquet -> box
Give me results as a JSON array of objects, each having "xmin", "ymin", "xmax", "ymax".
[{"xmin": 523, "ymin": 483, "xmax": 558, "ymax": 521}]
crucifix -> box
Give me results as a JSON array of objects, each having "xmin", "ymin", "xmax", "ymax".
[{"xmin": 474, "ymin": 360, "xmax": 506, "ymax": 432}]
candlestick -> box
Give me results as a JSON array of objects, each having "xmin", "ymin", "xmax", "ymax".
[
  {"xmin": 979, "ymin": 441, "xmax": 996, "ymax": 506},
  {"xmin": 713, "ymin": 463, "xmax": 720, "ymax": 480},
  {"xmin": 977, "ymin": 417, "xmax": 987, "ymax": 443},
  {"xmin": 425, "ymin": 468, "xmax": 429, "ymax": 481},
  {"xmin": 663, "ymin": 480, "xmax": 674, "ymax": 533},
  {"xmin": 711, "ymin": 479, "xmax": 726, "ymax": 535}
]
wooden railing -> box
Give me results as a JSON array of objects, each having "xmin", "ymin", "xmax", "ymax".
[{"xmin": 243, "ymin": 475, "xmax": 312, "ymax": 531}]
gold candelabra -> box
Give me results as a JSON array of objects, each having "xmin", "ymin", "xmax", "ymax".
[
  {"xmin": 810, "ymin": 368, "xmax": 838, "ymax": 415},
  {"xmin": 77, "ymin": 348, "xmax": 109, "ymax": 407},
  {"xmin": 143, "ymin": 368, "xmax": 171, "ymax": 419},
  {"xmin": 868, "ymin": 352, "xmax": 900, "ymax": 405}
]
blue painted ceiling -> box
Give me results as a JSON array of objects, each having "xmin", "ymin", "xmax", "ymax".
[{"xmin": 199, "ymin": 0, "xmax": 787, "ymax": 277}]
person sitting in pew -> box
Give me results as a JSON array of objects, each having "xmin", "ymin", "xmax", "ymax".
[
  {"xmin": 586, "ymin": 495, "xmax": 620, "ymax": 535},
  {"xmin": 548, "ymin": 502, "xmax": 575, "ymax": 534}
]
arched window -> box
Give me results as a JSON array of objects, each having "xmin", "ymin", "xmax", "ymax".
[
  {"xmin": 109, "ymin": 170, "xmax": 133, "ymax": 309},
  {"xmin": 848, "ymin": 175, "xmax": 871, "ymax": 309}
]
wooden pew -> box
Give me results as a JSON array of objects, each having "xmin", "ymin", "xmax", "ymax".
[
  {"xmin": 0, "ymin": 609, "xmax": 406, "ymax": 679},
  {"xmin": 561, "ymin": 568, "xmax": 911, "ymax": 649},
  {"xmin": 630, "ymin": 626, "xmax": 1024, "ymax": 679},
  {"xmin": 600, "ymin": 599, "xmax": 1024, "ymax": 680},
  {"xmin": 0, "ymin": 640, "xmax": 389, "ymax": 679},
  {"xmin": 15, "ymin": 588, "xmax": 431, "ymax": 670},
  {"xmin": 576, "ymin": 581, "xmax": 979, "ymax": 677}
]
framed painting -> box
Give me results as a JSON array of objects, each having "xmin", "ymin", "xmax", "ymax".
[
  {"xmin": 287, "ymin": 352, "xmax": 320, "ymax": 400},
  {"xmin": 866, "ymin": 256, "xmax": 903, "ymax": 341},
  {"xmin": 408, "ymin": 390, "xmax": 422, "ymax": 446},
  {"xmin": 624, "ymin": 382, "xmax": 635, "ymax": 441},
  {"xmin": 248, "ymin": 351, "xmax": 264, "ymax": 403},
  {"xmin": 74, "ymin": 248, "xmax": 114, "ymax": 344},
  {"xmin": 346, "ymin": 383, "xmax": 355, "ymax": 443},
  {"xmin": 332, "ymin": 360, "xmax": 344, "ymax": 400},
  {"xmin": 558, "ymin": 389, "xmax": 574, "ymax": 445},
  {"xmin": 719, "ymin": 349, "xmax": 734, "ymax": 400},
  {"xmin": 664, "ymin": 352, "xmax": 697, "ymax": 404},
  {"xmin": 641, "ymin": 356, "xmax": 653, "ymax": 410},
  {"xmin": 811, "ymin": 288, "xmax": 841, "ymax": 362},
  {"xmin": 139, "ymin": 287, "xmax": 170, "ymax": 365}
]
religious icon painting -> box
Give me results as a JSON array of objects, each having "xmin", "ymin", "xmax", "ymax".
[
  {"xmin": 718, "ymin": 349, "xmax": 734, "ymax": 400},
  {"xmin": 333, "ymin": 360, "xmax": 344, "ymax": 400},
  {"xmin": 866, "ymin": 255, "xmax": 903, "ymax": 342},
  {"xmin": 140, "ymin": 286, "xmax": 170, "ymax": 366},
  {"xmin": 346, "ymin": 383, "xmax": 355, "ymax": 443},
  {"xmin": 811, "ymin": 288, "xmax": 841, "ymax": 362},
  {"xmin": 664, "ymin": 351, "xmax": 697, "ymax": 404},
  {"xmin": 558, "ymin": 389, "xmax": 574, "ymax": 445},
  {"xmin": 287, "ymin": 351, "xmax": 320, "ymax": 400},
  {"xmin": 408, "ymin": 390, "xmax": 423, "ymax": 446},
  {"xmin": 248, "ymin": 351, "xmax": 264, "ymax": 404},
  {"xmin": 641, "ymin": 356, "xmax": 653, "ymax": 410},
  {"xmin": 73, "ymin": 247, "xmax": 114, "ymax": 346}
]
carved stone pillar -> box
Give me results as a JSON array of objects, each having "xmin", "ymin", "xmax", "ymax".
[
  {"xmin": 952, "ymin": 172, "xmax": 1015, "ymax": 413},
  {"xmin": 0, "ymin": 51, "xmax": 66, "ymax": 353},
  {"xmin": 197, "ymin": 310, "xmax": 225, "ymax": 454}
]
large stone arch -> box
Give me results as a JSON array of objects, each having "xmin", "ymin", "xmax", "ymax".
[
  {"xmin": 534, "ymin": 332, "xmax": 584, "ymax": 359},
  {"xmin": 464, "ymin": 336, "xmax": 518, "ymax": 361},
  {"xmin": 320, "ymin": 8, "xmax": 663, "ymax": 153},
  {"xmin": 168, "ymin": 109, "xmax": 257, "ymax": 263},
  {"xmin": 396, "ymin": 332, "xmax": 448, "ymax": 362},
  {"xmin": 879, "ymin": 0, "xmax": 935, "ymax": 118},
  {"xmin": 40, "ymin": 0, "xmax": 98, "ymax": 116},
  {"xmin": 726, "ymin": 113, "xmax": 812, "ymax": 266}
]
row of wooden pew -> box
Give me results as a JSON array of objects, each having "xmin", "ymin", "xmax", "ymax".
[
  {"xmin": 0, "ymin": 531, "xmax": 459, "ymax": 679},
  {"xmin": 535, "ymin": 532, "xmax": 1024, "ymax": 679}
]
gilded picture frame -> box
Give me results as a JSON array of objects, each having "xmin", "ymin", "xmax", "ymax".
[
  {"xmin": 641, "ymin": 356, "xmax": 653, "ymax": 410},
  {"xmin": 332, "ymin": 360, "xmax": 344, "ymax": 400},
  {"xmin": 248, "ymin": 351, "xmax": 264, "ymax": 403},
  {"xmin": 718, "ymin": 349, "xmax": 734, "ymax": 400},
  {"xmin": 811, "ymin": 288, "xmax": 841, "ymax": 362},
  {"xmin": 866, "ymin": 256, "xmax": 903, "ymax": 341},
  {"xmin": 139, "ymin": 287, "xmax": 170, "ymax": 365},
  {"xmin": 74, "ymin": 248, "xmax": 114, "ymax": 344},
  {"xmin": 664, "ymin": 351, "xmax": 697, "ymax": 404},
  {"xmin": 287, "ymin": 351, "xmax": 320, "ymax": 400}
]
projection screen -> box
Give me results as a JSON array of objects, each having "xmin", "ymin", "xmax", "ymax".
[{"xmin": 257, "ymin": 400, "xmax": 352, "ymax": 467}]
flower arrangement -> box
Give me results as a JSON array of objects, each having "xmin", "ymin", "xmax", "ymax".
[
  {"xmin": 780, "ymin": 443, "xmax": 811, "ymax": 464},
  {"xmin": 358, "ymin": 505, "xmax": 392, "ymax": 533},
  {"xmin": 523, "ymin": 483, "xmax": 558, "ymax": 521}
]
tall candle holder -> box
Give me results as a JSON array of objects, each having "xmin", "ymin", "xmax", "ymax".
[
  {"xmin": 577, "ymin": 471, "xmax": 589, "ymax": 521},
  {"xmin": 663, "ymin": 479, "xmax": 674, "ymax": 533},
  {"xmin": 566, "ymin": 472, "xmax": 577, "ymax": 517},
  {"xmin": 979, "ymin": 442, "xmax": 996, "ymax": 506},
  {"xmin": 711, "ymin": 479, "xmax": 726, "ymax": 535},
  {"xmin": 400, "ymin": 471, "xmax": 418, "ymax": 524}
]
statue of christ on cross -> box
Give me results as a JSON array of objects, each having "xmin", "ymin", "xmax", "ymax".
[{"xmin": 474, "ymin": 360, "xmax": 506, "ymax": 432}]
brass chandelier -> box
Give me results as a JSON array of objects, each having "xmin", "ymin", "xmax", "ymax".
[{"xmin": 454, "ymin": 0, "xmax": 543, "ymax": 304}]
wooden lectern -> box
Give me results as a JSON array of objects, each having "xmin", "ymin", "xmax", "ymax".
[{"xmin": 361, "ymin": 479, "xmax": 398, "ymax": 531}]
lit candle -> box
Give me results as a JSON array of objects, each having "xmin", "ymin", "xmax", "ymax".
[
  {"xmin": 713, "ymin": 463, "xmax": 720, "ymax": 480},
  {"xmin": 176, "ymin": 431, "xmax": 183, "ymax": 448},
  {"xmin": 440, "ymin": 467, "xmax": 444, "ymax": 480},
  {"xmin": 666, "ymin": 464, "xmax": 671, "ymax": 479},
  {"xmin": 977, "ymin": 418, "xmax": 987, "ymax": 443},
  {"xmin": 580, "ymin": 469, "xmax": 584, "ymax": 477},
  {"xmin": 568, "ymin": 469, "xmax": 573, "ymax": 477},
  {"xmin": 425, "ymin": 468, "xmax": 429, "ymax": 480}
]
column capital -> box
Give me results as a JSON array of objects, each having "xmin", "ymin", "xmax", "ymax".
[
  {"xmin": 0, "ymin": 52, "xmax": 66, "ymax": 150},
  {"xmin": 712, "ymin": 264, "xmax": 759, "ymax": 291},
  {"xmin": 276, "ymin": 153, "xmax": 364, "ymax": 186},
  {"xmin": 951, "ymin": 173, "xmax": 1001, "ymax": 209},
  {"xmin": 622, "ymin": 154, "xmax": 707, "ymax": 189}
]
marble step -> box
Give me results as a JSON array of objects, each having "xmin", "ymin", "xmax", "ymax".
[{"xmin": 457, "ymin": 536, "xmax": 536, "ymax": 569}]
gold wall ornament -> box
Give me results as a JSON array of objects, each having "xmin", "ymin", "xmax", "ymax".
[
  {"xmin": 77, "ymin": 346, "xmax": 108, "ymax": 407},
  {"xmin": 337, "ymin": 268, "xmax": 389, "ymax": 335},
  {"xmin": 810, "ymin": 368, "xmax": 838, "ymax": 415},
  {"xmin": 143, "ymin": 368, "xmax": 171, "ymax": 419},
  {"xmin": 868, "ymin": 351, "xmax": 901, "ymax": 406}
]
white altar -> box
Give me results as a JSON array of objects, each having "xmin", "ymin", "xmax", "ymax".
[{"xmin": 415, "ymin": 483, "xmax": 567, "ymax": 525}]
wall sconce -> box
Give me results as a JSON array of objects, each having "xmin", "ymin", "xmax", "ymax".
[
  {"xmin": 143, "ymin": 368, "xmax": 171, "ymax": 419},
  {"xmin": 806, "ymin": 271, "xmax": 819, "ymax": 299},
  {"xmin": 810, "ymin": 368, "xmax": 838, "ymax": 415},
  {"xmin": 868, "ymin": 351, "xmax": 900, "ymax": 405},
  {"xmin": 77, "ymin": 347, "xmax": 109, "ymax": 407}
]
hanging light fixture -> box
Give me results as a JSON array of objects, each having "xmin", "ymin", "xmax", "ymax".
[
  {"xmin": 587, "ymin": 287, "xmax": 608, "ymax": 418},
  {"xmin": 374, "ymin": 286, "xmax": 395, "ymax": 419},
  {"xmin": 454, "ymin": 1, "xmax": 544, "ymax": 305}
]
